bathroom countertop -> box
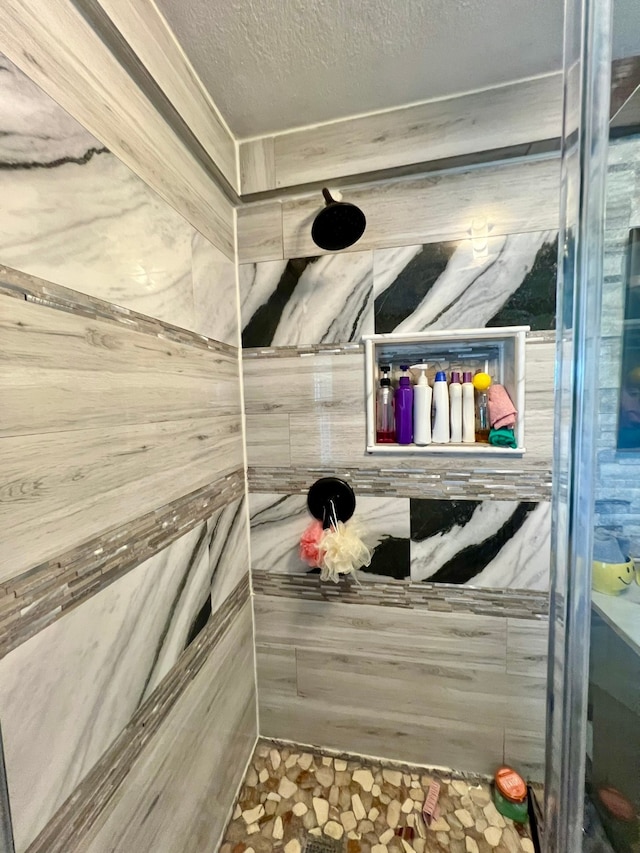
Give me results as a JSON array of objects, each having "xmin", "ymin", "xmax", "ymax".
[{"xmin": 592, "ymin": 583, "xmax": 640, "ymax": 656}]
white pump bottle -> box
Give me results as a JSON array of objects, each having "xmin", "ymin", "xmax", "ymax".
[{"xmin": 411, "ymin": 364, "xmax": 432, "ymax": 445}]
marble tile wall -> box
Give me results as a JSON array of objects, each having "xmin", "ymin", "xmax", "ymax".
[
  {"xmin": 0, "ymin": 12, "xmax": 234, "ymax": 255},
  {"xmin": 0, "ymin": 51, "xmax": 256, "ymax": 853},
  {"xmin": 0, "ymin": 52, "xmax": 237, "ymax": 346},
  {"xmin": 249, "ymin": 494, "xmax": 550, "ymax": 590},
  {"xmin": 0, "ymin": 501, "xmax": 249, "ymax": 852},
  {"xmin": 240, "ymin": 231, "xmax": 557, "ymax": 346},
  {"xmin": 595, "ymin": 135, "xmax": 640, "ymax": 555}
]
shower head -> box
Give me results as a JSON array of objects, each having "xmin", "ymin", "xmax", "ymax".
[{"xmin": 311, "ymin": 188, "xmax": 366, "ymax": 251}]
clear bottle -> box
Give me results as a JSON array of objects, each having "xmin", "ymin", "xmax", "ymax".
[
  {"xmin": 394, "ymin": 364, "xmax": 414, "ymax": 445},
  {"xmin": 475, "ymin": 392, "xmax": 490, "ymax": 443},
  {"xmin": 376, "ymin": 364, "xmax": 395, "ymax": 443},
  {"xmin": 449, "ymin": 371, "xmax": 462, "ymax": 443}
]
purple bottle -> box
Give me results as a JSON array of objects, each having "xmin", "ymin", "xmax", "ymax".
[{"xmin": 395, "ymin": 365, "xmax": 414, "ymax": 444}]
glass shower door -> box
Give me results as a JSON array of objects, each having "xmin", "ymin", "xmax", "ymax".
[{"xmin": 545, "ymin": 0, "xmax": 640, "ymax": 850}]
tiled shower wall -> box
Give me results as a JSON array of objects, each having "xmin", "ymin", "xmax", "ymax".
[
  {"xmin": 238, "ymin": 171, "xmax": 559, "ymax": 778},
  {"xmin": 0, "ymin": 55, "xmax": 256, "ymax": 853},
  {"xmin": 596, "ymin": 134, "xmax": 640, "ymax": 547}
]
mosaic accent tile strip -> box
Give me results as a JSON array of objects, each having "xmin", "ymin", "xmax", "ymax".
[
  {"xmin": 0, "ymin": 469, "xmax": 245, "ymax": 659},
  {"xmin": 221, "ymin": 739, "xmax": 536, "ymax": 853},
  {"xmin": 248, "ymin": 466, "xmax": 552, "ymax": 502},
  {"xmin": 0, "ymin": 263, "xmax": 237, "ymax": 356},
  {"xmin": 26, "ymin": 573, "xmax": 251, "ymax": 853},
  {"xmin": 252, "ymin": 570, "xmax": 549, "ymax": 619},
  {"xmin": 242, "ymin": 330, "xmax": 556, "ymax": 359}
]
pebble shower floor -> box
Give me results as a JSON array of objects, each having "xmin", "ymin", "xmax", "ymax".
[{"xmin": 220, "ymin": 740, "xmax": 536, "ymax": 853}]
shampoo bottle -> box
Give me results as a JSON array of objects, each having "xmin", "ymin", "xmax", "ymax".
[
  {"xmin": 394, "ymin": 365, "xmax": 414, "ymax": 445},
  {"xmin": 461, "ymin": 371, "xmax": 475, "ymax": 443},
  {"xmin": 411, "ymin": 364, "xmax": 432, "ymax": 446},
  {"xmin": 449, "ymin": 371, "xmax": 462, "ymax": 443},
  {"xmin": 376, "ymin": 364, "xmax": 395, "ymax": 443},
  {"xmin": 432, "ymin": 371, "xmax": 450, "ymax": 443}
]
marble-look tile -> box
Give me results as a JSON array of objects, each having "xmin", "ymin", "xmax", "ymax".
[
  {"xmin": 240, "ymin": 251, "xmax": 375, "ymax": 347},
  {"xmin": 249, "ymin": 493, "xmax": 410, "ymax": 580},
  {"xmin": 374, "ymin": 230, "xmax": 558, "ymax": 333},
  {"xmin": 0, "ymin": 9, "xmax": 234, "ymax": 256},
  {"xmin": 190, "ymin": 230, "xmax": 239, "ymax": 346},
  {"xmin": 0, "ymin": 503, "xmax": 248, "ymax": 852},
  {"xmin": 410, "ymin": 499, "xmax": 551, "ymax": 590},
  {"xmin": 0, "ymin": 51, "xmax": 102, "ymax": 162},
  {"xmin": 0, "ymin": 52, "xmax": 234, "ymax": 338},
  {"xmin": 79, "ymin": 603, "xmax": 256, "ymax": 853}
]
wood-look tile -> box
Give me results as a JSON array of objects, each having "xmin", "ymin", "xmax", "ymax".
[
  {"xmin": 1, "ymin": 415, "xmax": 243, "ymax": 579},
  {"xmin": 254, "ymin": 596, "xmax": 508, "ymax": 671},
  {"xmin": 239, "ymin": 137, "xmax": 276, "ymax": 194},
  {"xmin": 237, "ymin": 202, "xmax": 283, "ymax": 264},
  {"xmin": 245, "ymin": 414, "xmax": 290, "ymax": 467},
  {"xmin": 258, "ymin": 692, "xmax": 506, "ymax": 776},
  {"xmin": 504, "ymin": 728, "xmax": 546, "ymax": 782},
  {"xmin": 281, "ymin": 157, "xmax": 560, "ymax": 258},
  {"xmin": 1, "ymin": 296, "xmax": 240, "ymax": 437},
  {"xmin": 506, "ymin": 618, "xmax": 549, "ymax": 678},
  {"xmin": 271, "ymin": 75, "xmax": 563, "ymax": 190},
  {"xmin": 295, "ymin": 648, "xmax": 546, "ymax": 732},
  {"xmin": 97, "ymin": 0, "xmax": 238, "ymax": 190},
  {"xmin": 78, "ymin": 603, "xmax": 257, "ymax": 853},
  {"xmin": 522, "ymin": 340, "xmax": 555, "ymax": 462},
  {"xmin": 242, "ymin": 353, "xmax": 364, "ymax": 415},
  {"xmin": 256, "ymin": 645, "xmax": 297, "ymax": 696},
  {"xmin": 0, "ymin": 0, "xmax": 234, "ymax": 256}
]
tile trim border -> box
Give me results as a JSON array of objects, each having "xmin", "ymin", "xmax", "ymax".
[
  {"xmin": 0, "ymin": 469, "xmax": 245, "ymax": 660},
  {"xmin": 25, "ymin": 574, "xmax": 251, "ymax": 853},
  {"xmin": 248, "ymin": 466, "xmax": 552, "ymax": 501},
  {"xmin": 242, "ymin": 330, "xmax": 557, "ymax": 359},
  {"xmin": 0, "ymin": 263, "xmax": 237, "ymax": 356},
  {"xmin": 252, "ymin": 570, "xmax": 549, "ymax": 619}
]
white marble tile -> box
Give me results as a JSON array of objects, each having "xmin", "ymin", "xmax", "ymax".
[
  {"xmin": 0, "ymin": 52, "xmax": 235, "ymax": 338},
  {"xmin": 191, "ymin": 230, "xmax": 239, "ymax": 345},
  {"xmin": 0, "ymin": 511, "xmax": 247, "ymax": 852},
  {"xmin": 0, "ymin": 52, "xmax": 101, "ymax": 163},
  {"xmin": 240, "ymin": 251, "xmax": 375, "ymax": 347},
  {"xmin": 239, "ymin": 259, "xmax": 289, "ymax": 334},
  {"xmin": 79, "ymin": 603, "xmax": 257, "ymax": 853},
  {"xmin": 374, "ymin": 230, "xmax": 558, "ymax": 333},
  {"xmin": 410, "ymin": 499, "xmax": 551, "ymax": 590},
  {"xmin": 0, "ymin": 11, "xmax": 234, "ymax": 256},
  {"xmin": 249, "ymin": 493, "xmax": 409, "ymax": 580}
]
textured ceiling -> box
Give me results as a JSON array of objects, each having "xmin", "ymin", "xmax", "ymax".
[{"xmin": 156, "ymin": 0, "xmax": 640, "ymax": 138}]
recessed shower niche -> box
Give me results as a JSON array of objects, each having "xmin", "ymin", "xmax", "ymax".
[{"xmin": 363, "ymin": 326, "xmax": 528, "ymax": 456}]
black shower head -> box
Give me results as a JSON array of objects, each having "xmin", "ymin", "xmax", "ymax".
[{"xmin": 311, "ymin": 188, "xmax": 366, "ymax": 251}]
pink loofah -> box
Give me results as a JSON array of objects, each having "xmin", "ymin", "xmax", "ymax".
[{"xmin": 299, "ymin": 520, "xmax": 325, "ymax": 567}]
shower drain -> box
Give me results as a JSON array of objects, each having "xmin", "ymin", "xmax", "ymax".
[{"xmin": 303, "ymin": 836, "xmax": 345, "ymax": 853}]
